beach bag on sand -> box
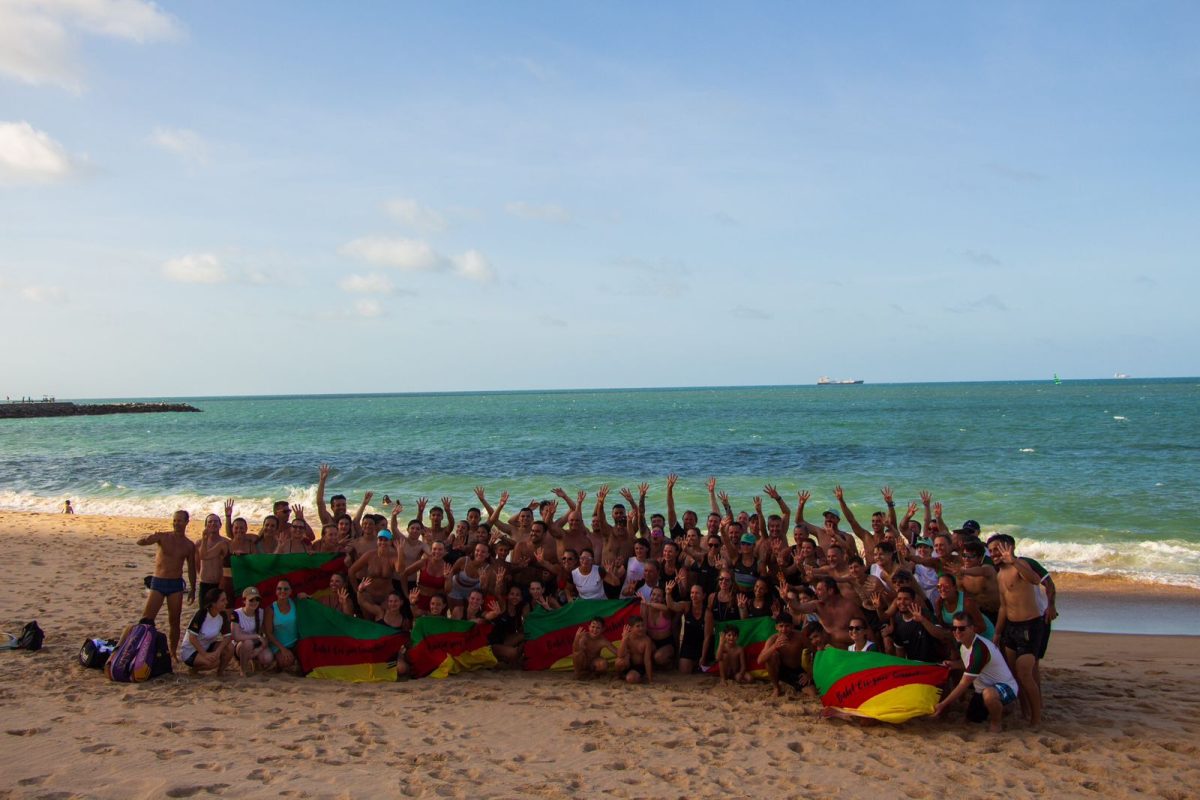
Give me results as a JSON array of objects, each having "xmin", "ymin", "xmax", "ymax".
[
  {"xmin": 106, "ymin": 624, "xmax": 171, "ymax": 682},
  {"xmin": 79, "ymin": 638, "xmax": 117, "ymax": 669},
  {"xmin": 16, "ymin": 621, "xmax": 44, "ymax": 651}
]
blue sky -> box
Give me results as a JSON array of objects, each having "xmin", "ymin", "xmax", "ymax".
[{"xmin": 2, "ymin": 2, "xmax": 1197, "ymax": 397}]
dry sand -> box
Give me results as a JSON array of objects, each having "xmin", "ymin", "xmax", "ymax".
[{"xmin": 1, "ymin": 510, "xmax": 1199, "ymax": 799}]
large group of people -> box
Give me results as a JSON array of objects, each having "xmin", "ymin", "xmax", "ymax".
[{"xmin": 135, "ymin": 466, "xmax": 1058, "ymax": 731}]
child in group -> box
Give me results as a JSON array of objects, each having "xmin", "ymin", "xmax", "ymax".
[{"xmin": 715, "ymin": 627, "xmax": 751, "ymax": 684}]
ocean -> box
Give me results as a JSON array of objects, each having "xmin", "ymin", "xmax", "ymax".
[{"xmin": 3, "ymin": 379, "xmax": 1198, "ymax": 596}]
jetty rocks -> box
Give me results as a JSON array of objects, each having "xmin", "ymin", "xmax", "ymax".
[{"xmin": 1, "ymin": 401, "xmax": 202, "ymax": 419}]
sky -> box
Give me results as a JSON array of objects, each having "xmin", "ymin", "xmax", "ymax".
[{"xmin": 1, "ymin": 1, "xmax": 1197, "ymax": 398}]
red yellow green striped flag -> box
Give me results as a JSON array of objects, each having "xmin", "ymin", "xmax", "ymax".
[
  {"xmin": 523, "ymin": 598, "xmax": 639, "ymax": 671},
  {"xmin": 294, "ymin": 599, "xmax": 406, "ymax": 682},
  {"xmin": 407, "ymin": 616, "xmax": 497, "ymax": 679},
  {"xmin": 813, "ymin": 648, "xmax": 949, "ymax": 723},
  {"xmin": 231, "ymin": 552, "xmax": 344, "ymax": 606},
  {"xmin": 714, "ymin": 615, "xmax": 777, "ymax": 679}
]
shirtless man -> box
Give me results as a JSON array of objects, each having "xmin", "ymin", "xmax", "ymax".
[
  {"xmin": 477, "ymin": 488, "xmax": 534, "ymax": 544},
  {"xmin": 196, "ymin": 513, "xmax": 230, "ymax": 602},
  {"xmin": 137, "ymin": 510, "xmax": 197, "ymax": 661},
  {"xmin": 989, "ymin": 534, "xmax": 1046, "ymax": 726},
  {"xmin": 423, "ymin": 497, "xmax": 455, "ymax": 543},
  {"xmin": 545, "ymin": 494, "xmax": 592, "ymax": 556},
  {"xmin": 315, "ymin": 463, "xmax": 363, "ymax": 538},
  {"xmin": 795, "ymin": 491, "xmax": 858, "ymax": 556},
  {"xmin": 789, "ymin": 576, "xmax": 860, "ymax": 648},
  {"xmin": 572, "ymin": 618, "xmax": 615, "ymax": 679},
  {"xmin": 835, "ymin": 484, "xmax": 894, "ymax": 554},
  {"xmin": 512, "ymin": 519, "xmax": 557, "ymax": 589},
  {"xmin": 614, "ymin": 617, "xmax": 654, "ymax": 684},
  {"xmin": 760, "ymin": 613, "xmax": 807, "ymax": 696},
  {"xmin": 594, "ymin": 486, "xmax": 637, "ymax": 566},
  {"xmin": 955, "ymin": 540, "xmax": 1001, "ymax": 619}
]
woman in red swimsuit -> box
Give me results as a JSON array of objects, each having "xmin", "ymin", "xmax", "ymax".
[{"xmin": 403, "ymin": 540, "xmax": 451, "ymax": 612}]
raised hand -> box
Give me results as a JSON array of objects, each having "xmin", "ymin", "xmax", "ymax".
[
  {"xmin": 319, "ymin": 463, "xmax": 331, "ymax": 481},
  {"xmin": 576, "ymin": 490, "xmax": 587, "ymax": 506},
  {"xmin": 441, "ymin": 496, "xmax": 453, "ymax": 512},
  {"xmin": 797, "ymin": 490, "xmax": 811, "ymax": 505},
  {"xmin": 763, "ymin": 484, "xmax": 780, "ymax": 500},
  {"xmin": 620, "ymin": 487, "xmax": 635, "ymax": 505},
  {"xmin": 291, "ymin": 503, "xmax": 305, "ymax": 520},
  {"xmin": 638, "ymin": 482, "xmax": 649, "ymax": 498},
  {"xmin": 597, "ymin": 485, "xmax": 610, "ymax": 502},
  {"xmin": 906, "ymin": 501, "xmax": 918, "ymax": 517},
  {"xmin": 224, "ymin": 498, "xmax": 234, "ymax": 516},
  {"xmin": 994, "ymin": 541, "xmax": 1014, "ymax": 564},
  {"xmin": 498, "ymin": 490, "xmax": 510, "ymax": 506},
  {"xmin": 717, "ymin": 490, "xmax": 730, "ymax": 506},
  {"xmin": 834, "ymin": 485, "xmax": 844, "ymax": 501},
  {"xmin": 359, "ymin": 577, "xmax": 373, "ymax": 592},
  {"xmin": 363, "ymin": 491, "xmax": 374, "ymax": 505},
  {"xmin": 474, "ymin": 486, "xmax": 487, "ymax": 502},
  {"xmin": 933, "ymin": 502, "xmax": 943, "ymax": 518},
  {"xmin": 881, "ymin": 485, "xmax": 894, "ymax": 504},
  {"xmin": 338, "ymin": 587, "xmax": 350, "ymax": 605},
  {"xmin": 408, "ymin": 588, "xmax": 420, "ymax": 605},
  {"xmin": 534, "ymin": 546, "xmax": 545, "ymax": 562},
  {"xmin": 706, "ymin": 476, "xmax": 717, "ymax": 493},
  {"xmin": 753, "ymin": 496, "xmax": 764, "ymax": 513},
  {"xmin": 542, "ymin": 500, "xmax": 558, "ymax": 521},
  {"xmin": 666, "ymin": 579, "xmax": 676, "ymax": 594},
  {"xmin": 552, "ymin": 487, "xmax": 569, "ymax": 500},
  {"xmin": 667, "ymin": 473, "xmax": 678, "ymax": 490},
  {"xmin": 920, "ymin": 490, "xmax": 932, "ymax": 507},
  {"xmin": 417, "ymin": 496, "xmax": 428, "ymax": 513},
  {"xmin": 737, "ymin": 593, "xmax": 749, "ymax": 609}
]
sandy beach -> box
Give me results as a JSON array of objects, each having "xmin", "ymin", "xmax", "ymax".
[{"xmin": 1, "ymin": 510, "xmax": 1198, "ymax": 799}]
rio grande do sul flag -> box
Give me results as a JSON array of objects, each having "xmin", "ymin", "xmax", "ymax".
[
  {"xmin": 813, "ymin": 648, "xmax": 949, "ymax": 723},
  {"xmin": 294, "ymin": 599, "xmax": 406, "ymax": 682},
  {"xmin": 522, "ymin": 597, "xmax": 639, "ymax": 671},
  {"xmin": 407, "ymin": 616, "xmax": 496, "ymax": 679},
  {"xmin": 231, "ymin": 552, "xmax": 344, "ymax": 606}
]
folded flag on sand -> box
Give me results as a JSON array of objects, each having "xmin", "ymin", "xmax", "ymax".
[
  {"xmin": 813, "ymin": 649, "xmax": 949, "ymax": 723},
  {"xmin": 294, "ymin": 599, "xmax": 406, "ymax": 682},
  {"xmin": 407, "ymin": 617, "xmax": 496, "ymax": 679},
  {"xmin": 713, "ymin": 615, "xmax": 777, "ymax": 679},
  {"xmin": 231, "ymin": 552, "xmax": 344, "ymax": 606},
  {"xmin": 523, "ymin": 598, "xmax": 640, "ymax": 671}
]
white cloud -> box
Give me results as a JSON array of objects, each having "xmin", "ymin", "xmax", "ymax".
[
  {"xmin": 355, "ymin": 299, "xmax": 384, "ymax": 318},
  {"xmin": 453, "ymin": 250, "xmax": 495, "ymax": 283},
  {"xmin": 505, "ymin": 201, "xmax": 571, "ymax": 224},
  {"xmin": 385, "ymin": 198, "xmax": 447, "ymax": 233},
  {"xmin": 0, "ymin": 121, "xmax": 73, "ymax": 183},
  {"xmin": 340, "ymin": 236, "xmax": 442, "ymax": 272},
  {"xmin": 19, "ymin": 285, "xmax": 65, "ymax": 303},
  {"xmin": 0, "ymin": 0, "xmax": 180, "ymax": 91},
  {"xmin": 150, "ymin": 126, "xmax": 208, "ymax": 164},
  {"xmin": 339, "ymin": 273, "xmax": 395, "ymax": 294},
  {"xmin": 162, "ymin": 253, "xmax": 227, "ymax": 284},
  {"xmin": 341, "ymin": 236, "xmax": 496, "ymax": 283}
]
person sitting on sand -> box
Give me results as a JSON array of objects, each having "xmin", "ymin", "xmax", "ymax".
[
  {"xmin": 525, "ymin": 579, "xmax": 560, "ymax": 615},
  {"xmin": 62, "ymin": 499, "xmax": 74, "ymax": 514},
  {"xmin": 760, "ymin": 613, "xmax": 807, "ymax": 696},
  {"xmin": 263, "ymin": 579, "xmax": 301, "ymax": 673},
  {"xmin": 231, "ymin": 586, "xmax": 275, "ymax": 675},
  {"xmin": 716, "ymin": 627, "xmax": 751, "ymax": 684},
  {"xmin": 572, "ymin": 617, "xmax": 616, "ymax": 679},
  {"xmin": 180, "ymin": 588, "xmax": 233, "ymax": 676},
  {"xmin": 484, "ymin": 585, "xmax": 526, "ymax": 667},
  {"xmin": 638, "ymin": 584, "xmax": 677, "ymax": 669},
  {"xmin": 613, "ymin": 616, "xmax": 654, "ymax": 684},
  {"xmin": 933, "ymin": 611, "xmax": 1019, "ymax": 732},
  {"xmin": 137, "ymin": 510, "xmax": 197, "ymax": 661}
]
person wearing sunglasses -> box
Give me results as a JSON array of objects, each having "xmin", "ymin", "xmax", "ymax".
[
  {"xmin": 231, "ymin": 586, "xmax": 275, "ymax": 674},
  {"xmin": 933, "ymin": 612, "xmax": 1018, "ymax": 733},
  {"xmin": 846, "ymin": 616, "xmax": 877, "ymax": 652}
]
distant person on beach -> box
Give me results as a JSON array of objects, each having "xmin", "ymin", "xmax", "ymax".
[
  {"xmin": 62, "ymin": 499, "xmax": 74, "ymax": 514},
  {"xmin": 137, "ymin": 510, "xmax": 197, "ymax": 661}
]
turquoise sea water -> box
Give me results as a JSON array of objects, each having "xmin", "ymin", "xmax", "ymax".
[{"xmin": 3, "ymin": 380, "xmax": 1198, "ymax": 592}]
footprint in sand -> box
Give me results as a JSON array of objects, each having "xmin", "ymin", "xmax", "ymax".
[
  {"xmin": 17, "ymin": 775, "xmax": 49, "ymax": 786},
  {"xmin": 6, "ymin": 727, "xmax": 50, "ymax": 736},
  {"xmin": 80, "ymin": 743, "xmax": 120, "ymax": 754},
  {"xmin": 246, "ymin": 768, "xmax": 273, "ymax": 783}
]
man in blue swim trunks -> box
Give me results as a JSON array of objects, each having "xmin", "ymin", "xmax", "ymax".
[{"xmin": 138, "ymin": 510, "xmax": 197, "ymax": 661}]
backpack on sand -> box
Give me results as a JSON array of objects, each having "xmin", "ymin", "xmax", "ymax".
[
  {"xmin": 106, "ymin": 624, "xmax": 172, "ymax": 682},
  {"xmin": 16, "ymin": 621, "xmax": 44, "ymax": 651},
  {"xmin": 79, "ymin": 638, "xmax": 118, "ymax": 669}
]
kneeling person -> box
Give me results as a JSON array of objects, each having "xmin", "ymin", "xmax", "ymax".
[{"xmin": 933, "ymin": 612, "xmax": 1018, "ymax": 733}]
